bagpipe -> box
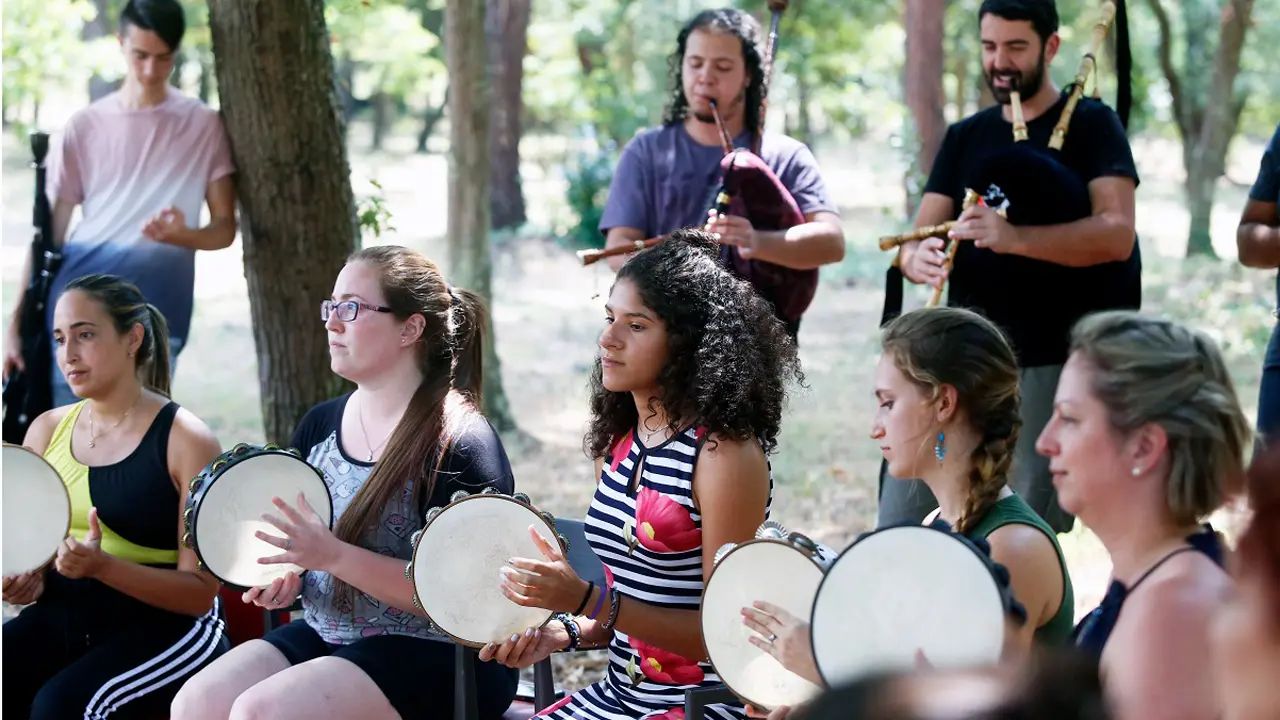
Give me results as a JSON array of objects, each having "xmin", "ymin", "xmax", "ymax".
[
  {"xmin": 3, "ymin": 132, "xmax": 63, "ymax": 445},
  {"xmin": 578, "ymin": 0, "xmax": 817, "ymax": 326},
  {"xmin": 878, "ymin": 0, "xmax": 1131, "ymax": 323}
]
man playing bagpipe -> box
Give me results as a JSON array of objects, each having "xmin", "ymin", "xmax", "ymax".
[
  {"xmin": 597, "ymin": 6, "xmax": 845, "ymax": 341},
  {"xmin": 881, "ymin": 0, "xmax": 1141, "ymax": 535}
]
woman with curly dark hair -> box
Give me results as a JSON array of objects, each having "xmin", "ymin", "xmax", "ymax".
[{"xmin": 477, "ymin": 228, "xmax": 803, "ymax": 719}]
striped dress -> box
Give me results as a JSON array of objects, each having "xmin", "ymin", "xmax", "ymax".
[{"xmin": 539, "ymin": 426, "xmax": 773, "ymax": 720}]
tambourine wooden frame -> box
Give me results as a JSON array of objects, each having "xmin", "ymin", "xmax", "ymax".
[
  {"xmin": 407, "ymin": 489, "xmax": 567, "ymax": 649},
  {"xmin": 808, "ymin": 523, "xmax": 1005, "ymax": 689},
  {"xmin": 2, "ymin": 442, "xmax": 72, "ymax": 577},
  {"xmin": 700, "ymin": 536, "xmax": 828, "ymax": 712},
  {"xmin": 182, "ymin": 442, "xmax": 334, "ymax": 592}
]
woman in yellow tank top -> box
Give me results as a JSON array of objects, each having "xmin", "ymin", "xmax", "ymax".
[{"xmin": 1, "ymin": 273, "xmax": 228, "ymax": 720}]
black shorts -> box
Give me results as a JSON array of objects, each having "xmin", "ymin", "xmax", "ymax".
[{"xmin": 262, "ymin": 619, "xmax": 518, "ymax": 720}]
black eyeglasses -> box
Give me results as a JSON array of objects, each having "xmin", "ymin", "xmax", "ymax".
[{"xmin": 321, "ymin": 299, "xmax": 394, "ymax": 322}]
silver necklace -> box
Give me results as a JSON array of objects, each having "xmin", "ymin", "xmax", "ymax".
[{"xmin": 356, "ymin": 395, "xmax": 393, "ymax": 462}]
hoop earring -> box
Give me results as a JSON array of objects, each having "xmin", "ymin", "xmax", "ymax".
[{"xmin": 934, "ymin": 432, "xmax": 946, "ymax": 463}]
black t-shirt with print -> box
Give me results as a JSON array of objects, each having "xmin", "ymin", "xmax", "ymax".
[{"xmin": 925, "ymin": 91, "xmax": 1142, "ymax": 367}]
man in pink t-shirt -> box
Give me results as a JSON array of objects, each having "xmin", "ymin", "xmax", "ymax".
[{"xmin": 3, "ymin": 0, "xmax": 237, "ymax": 409}]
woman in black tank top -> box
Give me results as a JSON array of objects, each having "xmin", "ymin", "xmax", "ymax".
[
  {"xmin": 1035, "ymin": 311, "xmax": 1249, "ymax": 720},
  {"xmin": 2, "ymin": 274, "xmax": 228, "ymax": 719}
]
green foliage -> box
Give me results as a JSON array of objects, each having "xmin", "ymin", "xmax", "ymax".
[
  {"xmin": 356, "ymin": 178, "xmax": 396, "ymax": 243},
  {"xmin": 326, "ymin": 0, "xmax": 445, "ymax": 103},
  {"xmin": 3, "ymin": 0, "xmax": 114, "ymax": 130},
  {"xmin": 561, "ymin": 141, "xmax": 618, "ymax": 250}
]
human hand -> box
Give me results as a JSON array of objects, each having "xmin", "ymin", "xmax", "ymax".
[
  {"xmin": 141, "ymin": 206, "xmax": 187, "ymax": 244},
  {"xmin": 705, "ymin": 210, "xmax": 766, "ymax": 259},
  {"xmin": 56, "ymin": 507, "xmax": 107, "ymax": 579},
  {"xmin": 500, "ymin": 526, "xmax": 586, "ymax": 613},
  {"xmin": 742, "ymin": 601, "xmax": 823, "ymax": 687},
  {"xmin": 243, "ymin": 571, "xmax": 303, "ymax": 610},
  {"xmin": 746, "ymin": 702, "xmax": 803, "ymax": 719},
  {"xmin": 3, "ymin": 318, "xmax": 23, "ymax": 382},
  {"xmin": 256, "ymin": 493, "xmax": 341, "ymax": 573},
  {"xmin": 477, "ymin": 622, "xmax": 570, "ymax": 669},
  {"xmin": 902, "ymin": 237, "xmax": 949, "ymax": 288},
  {"xmin": 2, "ymin": 571, "xmax": 45, "ymax": 605},
  {"xmin": 948, "ymin": 203, "xmax": 1019, "ymax": 254}
]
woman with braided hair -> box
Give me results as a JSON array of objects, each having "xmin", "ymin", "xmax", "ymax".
[
  {"xmin": 1036, "ymin": 310, "xmax": 1249, "ymax": 720},
  {"xmin": 735, "ymin": 307, "xmax": 1074, "ymax": 719}
]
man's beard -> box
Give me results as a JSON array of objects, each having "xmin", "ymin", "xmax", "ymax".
[
  {"xmin": 690, "ymin": 87, "xmax": 748, "ymax": 124},
  {"xmin": 986, "ymin": 52, "xmax": 1046, "ymax": 104}
]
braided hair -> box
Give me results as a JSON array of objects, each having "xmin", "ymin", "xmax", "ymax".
[{"xmin": 881, "ymin": 307, "xmax": 1022, "ymax": 534}]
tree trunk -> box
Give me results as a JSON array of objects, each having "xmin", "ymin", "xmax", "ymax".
[
  {"xmin": 1148, "ymin": 0, "xmax": 1253, "ymax": 258},
  {"xmin": 416, "ymin": 86, "xmax": 449, "ymax": 153},
  {"xmin": 486, "ymin": 0, "xmax": 530, "ymax": 231},
  {"xmin": 446, "ymin": 0, "xmax": 516, "ymax": 432},
  {"xmin": 371, "ymin": 89, "xmax": 390, "ymax": 152},
  {"xmin": 903, "ymin": 0, "xmax": 947, "ymax": 218},
  {"xmin": 206, "ymin": 0, "xmax": 358, "ymax": 444}
]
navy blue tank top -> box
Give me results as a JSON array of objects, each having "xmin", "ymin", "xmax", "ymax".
[{"xmin": 1072, "ymin": 524, "xmax": 1226, "ymax": 657}]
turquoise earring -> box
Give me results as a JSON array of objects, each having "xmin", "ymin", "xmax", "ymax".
[{"xmin": 934, "ymin": 432, "xmax": 946, "ymax": 463}]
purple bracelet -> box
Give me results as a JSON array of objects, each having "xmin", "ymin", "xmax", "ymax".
[{"xmin": 587, "ymin": 583, "xmax": 608, "ymax": 619}]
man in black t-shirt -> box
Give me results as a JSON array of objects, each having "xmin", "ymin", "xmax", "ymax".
[{"xmin": 879, "ymin": 0, "xmax": 1140, "ymax": 534}]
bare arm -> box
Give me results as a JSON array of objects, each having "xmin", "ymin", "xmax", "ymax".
[
  {"xmin": 899, "ymin": 192, "xmax": 957, "ymax": 286},
  {"xmin": 88, "ymin": 409, "xmax": 223, "ymax": 617},
  {"xmin": 985, "ymin": 524, "xmax": 1066, "ymax": 656},
  {"xmin": 575, "ymin": 438, "xmax": 771, "ymax": 660},
  {"xmin": 1004, "ymin": 176, "xmax": 1137, "ymax": 266},
  {"xmin": 746, "ymin": 211, "xmax": 846, "ymax": 269},
  {"xmin": 604, "ymin": 226, "xmax": 648, "ymax": 272},
  {"xmin": 149, "ymin": 176, "xmax": 238, "ymax": 252},
  {"xmin": 1236, "ymin": 198, "xmax": 1280, "ymax": 269},
  {"xmin": 325, "ymin": 544, "xmax": 426, "ymax": 618}
]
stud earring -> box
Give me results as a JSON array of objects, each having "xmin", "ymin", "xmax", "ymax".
[
  {"xmin": 1131, "ymin": 467, "xmax": 1141, "ymax": 476},
  {"xmin": 934, "ymin": 432, "xmax": 946, "ymax": 463}
]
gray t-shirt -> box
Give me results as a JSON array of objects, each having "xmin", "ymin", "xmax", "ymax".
[
  {"xmin": 289, "ymin": 394, "xmax": 516, "ymax": 645},
  {"xmin": 598, "ymin": 123, "xmax": 838, "ymax": 239}
]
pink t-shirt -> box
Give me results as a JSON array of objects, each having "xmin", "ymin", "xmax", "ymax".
[{"xmin": 46, "ymin": 87, "xmax": 235, "ymax": 340}]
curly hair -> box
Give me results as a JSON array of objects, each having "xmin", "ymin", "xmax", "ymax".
[
  {"xmin": 881, "ymin": 307, "xmax": 1022, "ymax": 535},
  {"xmin": 1069, "ymin": 310, "xmax": 1251, "ymax": 525},
  {"xmin": 661, "ymin": 8, "xmax": 767, "ymax": 141},
  {"xmin": 584, "ymin": 229, "xmax": 804, "ymax": 459}
]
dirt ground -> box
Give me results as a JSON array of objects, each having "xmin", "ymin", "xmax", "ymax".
[{"xmin": 2, "ymin": 119, "xmax": 1270, "ymax": 688}]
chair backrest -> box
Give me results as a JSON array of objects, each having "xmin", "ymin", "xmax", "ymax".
[{"xmin": 557, "ymin": 518, "xmax": 607, "ymax": 588}]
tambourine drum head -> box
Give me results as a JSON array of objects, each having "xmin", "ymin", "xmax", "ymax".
[
  {"xmin": 811, "ymin": 526, "xmax": 1005, "ymax": 686},
  {"xmin": 2, "ymin": 444, "xmax": 70, "ymax": 576},
  {"xmin": 412, "ymin": 496, "xmax": 555, "ymax": 646},
  {"xmin": 193, "ymin": 453, "xmax": 332, "ymax": 589},
  {"xmin": 701, "ymin": 541, "xmax": 824, "ymax": 710}
]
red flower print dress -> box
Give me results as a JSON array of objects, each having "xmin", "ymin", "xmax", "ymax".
[{"xmin": 536, "ymin": 427, "xmax": 773, "ymax": 720}]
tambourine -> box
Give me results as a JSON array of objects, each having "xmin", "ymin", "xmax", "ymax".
[
  {"xmin": 2, "ymin": 443, "xmax": 71, "ymax": 576},
  {"xmin": 810, "ymin": 522, "xmax": 1021, "ymax": 687},
  {"xmin": 183, "ymin": 442, "xmax": 334, "ymax": 591},
  {"xmin": 406, "ymin": 489, "xmax": 567, "ymax": 648},
  {"xmin": 701, "ymin": 521, "xmax": 836, "ymax": 711}
]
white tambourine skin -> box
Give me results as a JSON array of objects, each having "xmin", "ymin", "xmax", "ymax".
[
  {"xmin": 2, "ymin": 443, "xmax": 72, "ymax": 576},
  {"xmin": 809, "ymin": 525, "xmax": 1007, "ymax": 688},
  {"xmin": 408, "ymin": 492, "xmax": 562, "ymax": 648},
  {"xmin": 701, "ymin": 537, "xmax": 827, "ymax": 712},
  {"xmin": 187, "ymin": 445, "xmax": 333, "ymax": 591}
]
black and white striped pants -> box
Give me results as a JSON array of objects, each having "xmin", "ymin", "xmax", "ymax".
[{"xmin": 3, "ymin": 571, "xmax": 227, "ymax": 719}]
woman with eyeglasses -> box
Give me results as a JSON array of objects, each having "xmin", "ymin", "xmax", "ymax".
[{"xmin": 172, "ymin": 246, "xmax": 521, "ymax": 720}]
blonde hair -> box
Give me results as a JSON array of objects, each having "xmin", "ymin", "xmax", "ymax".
[
  {"xmin": 882, "ymin": 307, "xmax": 1022, "ymax": 534},
  {"xmin": 1069, "ymin": 311, "xmax": 1250, "ymax": 524}
]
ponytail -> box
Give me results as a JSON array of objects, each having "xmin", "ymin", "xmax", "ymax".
[
  {"xmin": 143, "ymin": 303, "xmax": 171, "ymax": 397},
  {"xmin": 448, "ymin": 286, "xmax": 488, "ymax": 403}
]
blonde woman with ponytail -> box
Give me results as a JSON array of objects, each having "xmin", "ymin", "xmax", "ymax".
[
  {"xmin": 3, "ymin": 274, "xmax": 228, "ymax": 719},
  {"xmin": 173, "ymin": 246, "xmax": 520, "ymax": 720}
]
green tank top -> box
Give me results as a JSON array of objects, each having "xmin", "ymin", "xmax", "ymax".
[{"xmin": 966, "ymin": 494, "xmax": 1075, "ymax": 646}]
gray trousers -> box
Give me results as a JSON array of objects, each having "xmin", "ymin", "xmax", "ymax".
[{"xmin": 876, "ymin": 363, "xmax": 1075, "ymax": 535}]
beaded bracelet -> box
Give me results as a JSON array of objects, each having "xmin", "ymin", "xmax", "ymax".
[
  {"xmin": 553, "ymin": 611, "xmax": 582, "ymax": 651},
  {"xmin": 601, "ymin": 588, "xmax": 621, "ymax": 633}
]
